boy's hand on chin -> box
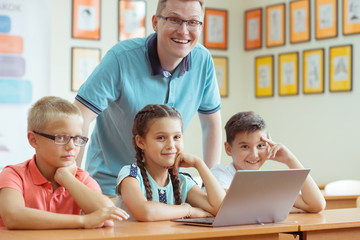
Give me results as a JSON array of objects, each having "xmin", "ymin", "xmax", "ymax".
[{"xmin": 54, "ymin": 162, "xmax": 77, "ymax": 185}]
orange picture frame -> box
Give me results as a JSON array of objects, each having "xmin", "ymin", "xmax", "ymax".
[
  {"xmin": 118, "ymin": 0, "xmax": 146, "ymax": 41},
  {"xmin": 290, "ymin": 0, "xmax": 310, "ymax": 43},
  {"xmin": 244, "ymin": 8, "xmax": 262, "ymax": 50},
  {"xmin": 266, "ymin": 3, "xmax": 285, "ymax": 47},
  {"xmin": 204, "ymin": 8, "xmax": 227, "ymax": 50},
  {"xmin": 343, "ymin": 0, "xmax": 360, "ymax": 35},
  {"xmin": 315, "ymin": 0, "xmax": 338, "ymax": 39},
  {"xmin": 72, "ymin": 0, "xmax": 101, "ymax": 40}
]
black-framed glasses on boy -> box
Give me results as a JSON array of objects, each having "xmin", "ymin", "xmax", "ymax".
[
  {"xmin": 33, "ymin": 131, "xmax": 88, "ymax": 147},
  {"xmin": 156, "ymin": 15, "xmax": 203, "ymax": 29}
]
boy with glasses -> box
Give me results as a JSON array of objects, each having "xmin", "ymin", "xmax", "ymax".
[
  {"xmin": 74, "ymin": 0, "xmax": 222, "ymax": 197},
  {"xmin": 0, "ymin": 96, "xmax": 129, "ymax": 229}
]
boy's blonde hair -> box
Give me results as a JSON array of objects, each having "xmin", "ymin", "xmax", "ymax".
[
  {"xmin": 27, "ymin": 96, "xmax": 82, "ymax": 132},
  {"xmin": 156, "ymin": 0, "xmax": 204, "ymax": 18}
]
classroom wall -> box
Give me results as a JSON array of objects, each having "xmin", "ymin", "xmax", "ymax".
[{"xmin": 50, "ymin": 0, "xmax": 360, "ymax": 184}]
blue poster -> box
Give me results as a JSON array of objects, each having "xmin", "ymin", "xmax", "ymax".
[{"xmin": 0, "ymin": 0, "xmax": 50, "ymax": 169}]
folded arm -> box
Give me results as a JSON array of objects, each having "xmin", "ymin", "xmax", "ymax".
[
  {"xmin": 292, "ymin": 164, "xmax": 326, "ymax": 213},
  {"xmin": 173, "ymin": 153, "xmax": 226, "ymax": 216},
  {"xmin": 261, "ymin": 137, "xmax": 326, "ymax": 212},
  {"xmin": 119, "ymin": 177, "xmax": 211, "ymax": 221},
  {"xmin": 278, "ymin": 153, "xmax": 325, "ymax": 213},
  {"xmin": 0, "ymin": 188, "xmax": 127, "ymax": 229},
  {"xmin": 54, "ymin": 165, "xmax": 115, "ymax": 214}
]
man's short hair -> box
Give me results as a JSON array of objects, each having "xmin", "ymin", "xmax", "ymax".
[{"xmin": 156, "ymin": 0, "xmax": 204, "ymax": 18}]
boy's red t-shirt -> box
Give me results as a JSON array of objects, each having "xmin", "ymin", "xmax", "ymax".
[{"xmin": 0, "ymin": 155, "xmax": 101, "ymax": 227}]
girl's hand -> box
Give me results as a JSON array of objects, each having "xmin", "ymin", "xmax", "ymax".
[
  {"xmin": 261, "ymin": 136, "xmax": 297, "ymax": 166},
  {"xmin": 189, "ymin": 207, "xmax": 213, "ymax": 218},
  {"xmin": 172, "ymin": 152, "xmax": 201, "ymax": 175},
  {"xmin": 82, "ymin": 206, "xmax": 129, "ymax": 229}
]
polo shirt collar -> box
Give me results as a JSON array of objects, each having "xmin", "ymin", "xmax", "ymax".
[
  {"xmin": 29, "ymin": 155, "xmax": 49, "ymax": 186},
  {"xmin": 147, "ymin": 33, "xmax": 191, "ymax": 77}
]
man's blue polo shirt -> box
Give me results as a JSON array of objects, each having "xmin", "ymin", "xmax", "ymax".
[{"xmin": 76, "ymin": 33, "xmax": 221, "ymax": 195}]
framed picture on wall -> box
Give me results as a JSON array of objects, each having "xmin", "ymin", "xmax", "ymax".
[
  {"xmin": 278, "ymin": 52, "xmax": 299, "ymax": 96},
  {"xmin": 244, "ymin": 8, "xmax": 262, "ymax": 50},
  {"xmin": 266, "ymin": 3, "xmax": 285, "ymax": 47},
  {"xmin": 329, "ymin": 45, "xmax": 352, "ymax": 92},
  {"xmin": 290, "ymin": 0, "xmax": 310, "ymax": 43},
  {"xmin": 255, "ymin": 55, "xmax": 274, "ymax": 97},
  {"xmin": 343, "ymin": 0, "xmax": 360, "ymax": 35},
  {"xmin": 303, "ymin": 48, "xmax": 325, "ymax": 94},
  {"xmin": 72, "ymin": 0, "xmax": 101, "ymax": 40},
  {"xmin": 212, "ymin": 56, "xmax": 228, "ymax": 97},
  {"xmin": 315, "ymin": 0, "xmax": 338, "ymax": 39},
  {"xmin": 204, "ymin": 8, "xmax": 228, "ymax": 49},
  {"xmin": 71, "ymin": 47, "xmax": 101, "ymax": 92},
  {"xmin": 118, "ymin": 0, "xmax": 146, "ymax": 41}
]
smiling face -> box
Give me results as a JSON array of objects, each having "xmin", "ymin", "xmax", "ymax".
[
  {"xmin": 136, "ymin": 117, "xmax": 184, "ymax": 170},
  {"xmin": 152, "ymin": 0, "xmax": 203, "ymax": 70},
  {"xmin": 225, "ymin": 130, "xmax": 269, "ymax": 171},
  {"xmin": 29, "ymin": 115, "xmax": 83, "ymax": 177}
]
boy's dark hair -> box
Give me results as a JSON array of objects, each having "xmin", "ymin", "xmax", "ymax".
[
  {"xmin": 132, "ymin": 104, "xmax": 183, "ymax": 205},
  {"xmin": 225, "ymin": 111, "xmax": 267, "ymax": 144}
]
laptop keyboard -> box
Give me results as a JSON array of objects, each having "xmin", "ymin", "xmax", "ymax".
[{"xmin": 186, "ymin": 217, "xmax": 215, "ymax": 224}]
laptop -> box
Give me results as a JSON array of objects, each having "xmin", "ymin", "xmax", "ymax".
[{"xmin": 173, "ymin": 168, "xmax": 310, "ymax": 227}]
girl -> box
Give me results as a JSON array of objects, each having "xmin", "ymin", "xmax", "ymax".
[{"xmin": 116, "ymin": 104, "xmax": 225, "ymax": 221}]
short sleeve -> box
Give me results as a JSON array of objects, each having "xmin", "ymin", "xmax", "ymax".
[
  {"xmin": 0, "ymin": 167, "xmax": 23, "ymax": 193},
  {"xmin": 178, "ymin": 173, "xmax": 196, "ymax": 202},
  {"xmin": 198, "ymin": 52, "xmax": 221, "ymax": 114},
  {"xmin": 115, "ymin": 164, "xmax": 142, "ymax": 195},
  {"xmin": 76, "ymin": 168, "xmax": 102, "ymax": 192},
  {"xmin": 76, "ymin": 50, "xmax": 122, "ymax": 114},
  {"xmin": 211, "ymin": 164, "xmax": 233, "ymax": 190}
]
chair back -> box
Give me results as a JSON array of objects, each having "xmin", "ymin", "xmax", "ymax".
[{"xmin": 324, "ymin": 179, "xmax": 360, "ymax": 196}]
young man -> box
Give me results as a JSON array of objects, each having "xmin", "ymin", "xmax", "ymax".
[{"xmin": 74, "ymin": 0, "xmax": 222, "ymax": 196}]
